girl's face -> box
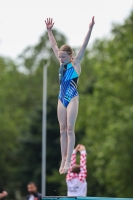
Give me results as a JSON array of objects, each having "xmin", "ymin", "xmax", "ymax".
[{"xmin": 58, "ymin": 51, "xmax": 72, "ymax": 65}]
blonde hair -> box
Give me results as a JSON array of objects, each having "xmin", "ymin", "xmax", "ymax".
[{"xmin": 59, "ymin": 44, "xmax": 74, "ymax": 59}]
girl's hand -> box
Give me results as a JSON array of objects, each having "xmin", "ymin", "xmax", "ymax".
[
  {"xmin": 78, "ymin": 144, "xmax": 86, "ymax": 152},
  {"xmin": 89, "ymin": 16, "xmax": 95, "ymax": 28},
  {"xmin": 74, "ymin": 144, "xmax": 80, "ymax": 152},
  {"xmin": 45, "ymin": 18, "xmax": 54, "ymax": 30}
]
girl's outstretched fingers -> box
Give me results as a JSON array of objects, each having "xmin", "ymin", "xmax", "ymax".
[{"xmin": 45, "ymin": 17, "xmax": 54, "ymax": 30}]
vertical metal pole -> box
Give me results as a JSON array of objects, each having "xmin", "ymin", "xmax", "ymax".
[{"xmin": 42, "ymin": 61, "xmax": 49, "ymax": 196}]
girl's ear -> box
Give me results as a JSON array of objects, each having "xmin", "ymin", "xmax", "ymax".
[{"xmin": 70, "ymin": 54, "xmax": 73, "ymax": 62}]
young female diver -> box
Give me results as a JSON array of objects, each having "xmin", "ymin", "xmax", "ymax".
[{"xmin": 45, "ymin": 17, "xmax": 95, "ymax": 174}]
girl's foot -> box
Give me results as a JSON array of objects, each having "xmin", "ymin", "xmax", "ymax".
[
  {"xmin": 59, "ymin": 160, "xmax": 66, "ymax": 174},
  {"xmin": 62, "ymin": 161, "xmax": 71, "ymax": 174}
]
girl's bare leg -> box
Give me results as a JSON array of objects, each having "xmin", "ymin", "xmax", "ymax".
[
  {"xmin": 57, "ymin": 99, "xmax": 67, "ymax": 174},
  {"xmin": 63, "ymin": 96, "xmax": 79, "ymax": 173}
]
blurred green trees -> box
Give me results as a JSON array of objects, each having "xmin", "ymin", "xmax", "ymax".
[{"xmin": 0, "ymin": 10, "xmax": 133, "ymax": 199}]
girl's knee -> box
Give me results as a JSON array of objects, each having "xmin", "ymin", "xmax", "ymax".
[
  {"xmin": 60, "ymin": 125, "xmax": 67, "ymax": 135},
  {"xmin": 67, "ymin": 125, "xmax": 74, "ymax": 135}
]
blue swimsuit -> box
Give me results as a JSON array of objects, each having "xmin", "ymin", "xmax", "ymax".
[{"xmin": 58, "ymin": 62, "xmax": 79, "ymax": 107}]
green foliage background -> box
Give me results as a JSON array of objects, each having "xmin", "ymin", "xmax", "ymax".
[{"xmin": 0, "ymin": 11, "xmax": 133, "ymax": 199}]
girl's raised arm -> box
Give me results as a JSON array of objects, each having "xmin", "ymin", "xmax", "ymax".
[
  {"xmin": 74, "ymin": 16, "xmax": 95, "ymax": 63},
  {"xmin": 45, "ymin": 18, "xmax": 59, "ymax": 59}
]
